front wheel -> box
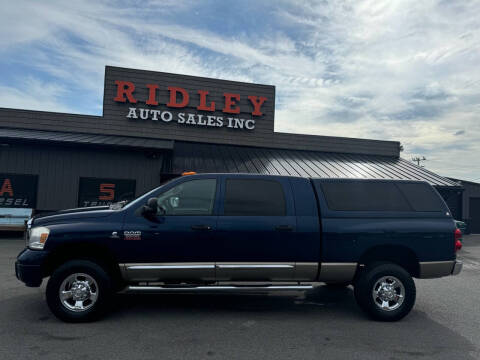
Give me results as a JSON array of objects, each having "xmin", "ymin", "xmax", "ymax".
[
  {"xmin": 46, "ymin": 260, "xmax": 113, "ymax": 322},
  {"xmin": 354, "ymin": 263, "xmax": 416, "ymax": 321}
]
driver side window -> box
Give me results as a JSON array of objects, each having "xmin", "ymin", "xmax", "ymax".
[{"xmin": 156, "ymin": 179, "xmax": 217, "ymax": 216}]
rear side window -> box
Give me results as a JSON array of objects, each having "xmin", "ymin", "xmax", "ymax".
[
  {"xmin": 396, "ymin": 183, "xmax": 444, "ymax": 211},
  {"xmin": 224, "ymin": 179, "xmax": 286, "ymax": 216},
  {"xmin": 320, "ymin": 181, "xmax": 411, "ymax": 211}
]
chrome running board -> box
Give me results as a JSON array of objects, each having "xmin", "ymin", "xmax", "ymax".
[{"xmin": 123, "ymin": 285, "xmax": 313, "ymax": 293}]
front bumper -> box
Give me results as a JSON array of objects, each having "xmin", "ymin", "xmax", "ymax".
[
  {"xmin": 15, "ymin": 248, "xmax": 49, "ymax": 287},
  {"xmin": 15, "ymin": 262, "xmax": 42, "ymax": 287}
]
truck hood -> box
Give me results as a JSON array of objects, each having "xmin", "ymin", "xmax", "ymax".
[{"xmin": 31, "ymin": 206, "xmax": 115, "ymax": 226}]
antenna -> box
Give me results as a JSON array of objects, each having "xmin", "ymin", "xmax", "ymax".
[{"xmin": 412, "ymin": 156, "xmax": 427, "ymax": 167}]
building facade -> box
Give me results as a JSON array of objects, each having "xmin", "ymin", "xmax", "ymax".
[
  {"xmin": 0, "ymin": 66, "xmax": 462, "ymax": 217},
  {"xmin": 448, "ymin": 178, "xmax": 480, "ymax": 233}
]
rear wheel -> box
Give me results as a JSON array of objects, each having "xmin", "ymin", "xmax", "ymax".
[
  {"xmin": 354, "ymin": 263, "xmax": 416, "ymax": 321},
  {"xmin": 46, "ymin": 260, "xmax": 113, "ymax": 322}
]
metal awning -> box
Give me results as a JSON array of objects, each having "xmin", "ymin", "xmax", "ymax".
[
  {"xmin": 0, "ymin": 127, "xmax": 174, "ymax": 151},
  {"xmin": 172, "ymin": 142, "xmax": 460, "ymax": 187}
]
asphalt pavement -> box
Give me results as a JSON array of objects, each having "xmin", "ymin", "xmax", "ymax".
[{"xmin": 1, "ymin": 235, "xmax": 479, "ymax": 360}]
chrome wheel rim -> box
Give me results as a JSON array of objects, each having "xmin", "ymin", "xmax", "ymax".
[
  {"xmin": 372, "ymin": 276, "xmax": 405, "ymax": 311},
  {"xmin": 59, "ymin": 273, "xmax": 99, "ymax": 312}
]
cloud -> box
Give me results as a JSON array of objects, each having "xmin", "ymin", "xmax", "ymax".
[
  {"xmin": 0, "ymin": 78, "xmax": 72, "ymax": 113},
  {"xmin": 0, "ymin": 0, "xmax": 479, "ymax": 181}
]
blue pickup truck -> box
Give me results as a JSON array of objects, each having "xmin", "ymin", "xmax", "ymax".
[{"xmin": 16, "ymin": 174, "xmax": 463, "ymax": 322}]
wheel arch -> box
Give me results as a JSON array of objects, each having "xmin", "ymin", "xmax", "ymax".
[
  {"xmin": 358, "ymin": 245, "xmax": 420, "ymax": 278},
  {"xmin": 43, "ymin": 242, "xmax": 124, "ymax": 290}
]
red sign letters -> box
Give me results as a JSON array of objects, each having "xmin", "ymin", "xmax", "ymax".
[{"xmin": 114, "ymin": 80, "xmax": 267, "ymax": 116}]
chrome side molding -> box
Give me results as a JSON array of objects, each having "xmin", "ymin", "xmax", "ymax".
[
  {"xmin": 127, "ymin": 265, "xmax": 215, "ymax": 270},
  {"xmin": 121, "ymin": 263, "xmax": 298, "ymax": 282},
  {"xmin": 121, "ymin": 263, "xmax": 216, "ymax": 282},
  {"xmin": 216, "ymin": 264, "xmax": 294, "ymax": 269},
  {"xmin": 123, "ymin": 263, "xmax": 294, "ymax": 271}
]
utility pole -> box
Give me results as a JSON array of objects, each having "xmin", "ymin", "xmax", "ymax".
[{"xmin": 412, "ymin": 156, "xmax": 427, "ymax": 167}]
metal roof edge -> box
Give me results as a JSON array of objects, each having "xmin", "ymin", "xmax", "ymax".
[
  {"xmin": 397, "ymin": 158, "xmax": 460, "ymax": 187},
  {"xmin": 0, "ymin": 106, "xmax": 101, "ymax": 119},
  {"xmin": 173, "ymin": 139, "xmax": 399, "ymax": 158},
  {"xmin": 0, "ymin": 127, "xmax": 174, "ymax": 151},
  {"xmin": 273, "ymin": 131, "xmax": 400, "ymax": 147},
  {"xmin": 447, "ymin": 177, "xmax": 480, "ymax": 187}
]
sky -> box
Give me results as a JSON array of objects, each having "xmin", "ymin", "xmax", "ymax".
[{"xmin": 1, "ymin": 0, "xmax": 479, "ymax": 181}]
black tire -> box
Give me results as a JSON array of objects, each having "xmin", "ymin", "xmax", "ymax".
[
  {"xmin": 46, "ymin": 260, "xmax": 113, "ymax": 322},
  {"xmin": 354, "ymin": 263, "xmax": 416, "ymax": 322}
]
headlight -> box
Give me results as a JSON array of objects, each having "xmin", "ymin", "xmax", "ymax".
[{"xmin": 28, "ymin": 227, "xmax": 50, "ymax": 250}]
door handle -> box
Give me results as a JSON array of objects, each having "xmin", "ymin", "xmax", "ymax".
[
  {"xmin": 275, "ymin": 225, "xmax": 293, "ymax": 232},
  {"xmin": 191, "ymin": 225, "xmax": 212, "ymax": 231}
]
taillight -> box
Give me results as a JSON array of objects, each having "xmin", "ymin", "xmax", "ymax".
[{"xmin": 454, "ymin": 228, "xmax": 462, "ymax": 252}]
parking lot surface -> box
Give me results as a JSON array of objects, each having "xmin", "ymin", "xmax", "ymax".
[{"xmin": 1, "ymin": 235, "xmax": 479, "ymax": 360}]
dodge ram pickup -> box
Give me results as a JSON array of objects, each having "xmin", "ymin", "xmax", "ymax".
[{"xmin": 16, "ymin": 174, "xmax": 463, "ymax": 322}]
